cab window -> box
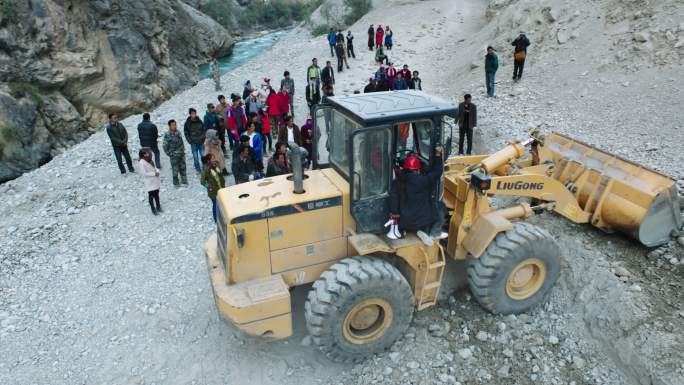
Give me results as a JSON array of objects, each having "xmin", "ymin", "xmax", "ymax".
[
  {"xmin": 395, "ymin": 120, "xmax": 433, "ymax": 161},
  {"xmin": 330, "ymin": 110, "xmax": 360, "ymax": 177},
  {"xmin": 353, "ymin": 128, "xmax": 392, "ymax": 200}
]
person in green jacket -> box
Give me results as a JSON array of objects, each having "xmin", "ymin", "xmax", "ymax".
[
  {"xmin": 162, "ymin": 119, "xmax": 188, "ymax": 186},
  {"xmin": 484, "ymin": 46, "xmax": 499, "ymax": 97},
  {"xmin": 106, "ymin": 113, "xmax": 135, "ymax": 174},
  {"xmin": 200, "ymin": 153, "xmax": 225, "ymax": 222}
]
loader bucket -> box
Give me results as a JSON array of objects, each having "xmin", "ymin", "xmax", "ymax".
[{"xmin": 538, "ymin": 132, "xmax": 682, "ymax": 247}]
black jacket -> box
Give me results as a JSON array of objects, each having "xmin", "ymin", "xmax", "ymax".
[
  {"xmin": 184, "ymin": 117, "xmax": 205, "ymax": 145},
  {"xmin": 457, "ymin": 102, "xmax": 477, "ymax": 129},
  {"xmin": 389, "ymin": 156, "xmax": 443, "ymax": 231},
  {"xmin": 306, "ymin": 85, "xmax": 321, "ymax": 105},
  {"xmin": 233, "ymin": 157, "xmax": 255, "ymax": 184},
  {"xmin": 321, "ymin": 66, "xmax": 335, "ymax": 85},
  {"xmin": 363, "ymin": 83, "xmax": 376, "ymax": 93},
  {"xmin": 512, "ymin": 35, "xmax": 530, "ymax": 53},
  {"xmin": 137, "ymin": 121, "xmax": 158, "ymax": 147}
]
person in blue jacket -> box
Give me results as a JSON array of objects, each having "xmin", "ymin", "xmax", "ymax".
[
  {"xmin": 327, "ymin": 28, "xmax": 337, "ymax": 57},
  {"xmin": 245, "ymin": 121, "xmax": 264, "ymax": 178},
  {"xmin": 392, "ymin": 73, "xmax": 408, "ymax": 90}
]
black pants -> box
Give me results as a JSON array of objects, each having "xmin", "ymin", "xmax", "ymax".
[
  {"xmin": 513, "ymin": 59, "xmax": 525, "ymax": 79},
  {"xmin": 148, "ymin": 189, "xmax": 160, "ymax": 212},
  {"xmin": 337, "ymin": 56, "xmax": 343, "ymax": 72},
  {"xmin": 113, "ymin": 145, "xmax": 134, "ymax": 173},
  {"xmin": 347, "ymin": 44, "xmax": 355, "ymax": 58},
  {"xmin": 458, "ymin": 126, "xmax": 473, "ymax": 155},
  {"xmin": 329, "ymin": 44, "xmax": 334, "ymax": 56},
  {"xmin": 146, "ymin": 144, "xmax": 161, "ymax": 168}
]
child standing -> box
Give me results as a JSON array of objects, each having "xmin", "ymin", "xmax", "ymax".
[
  {"xmin": 138, "ymin": 148, "xmax": 162, "ymax": 215},
  {"xmin": 200, "ymin": 154, "xmax": 225, "ymax": 222}
]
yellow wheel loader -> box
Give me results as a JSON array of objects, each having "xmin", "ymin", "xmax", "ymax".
[{"xmin": 205, "ymin": 91, "xmax": 681, "ymax": 362}]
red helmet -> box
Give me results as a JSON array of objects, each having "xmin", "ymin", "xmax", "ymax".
[{"xmin": 403, "ymin": 155, "xmax": 421, "ymax": 170}]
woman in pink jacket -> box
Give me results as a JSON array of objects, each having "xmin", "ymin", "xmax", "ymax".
[{"xmin": 386, "ymin": 62, "xmax": 397, "ymax": 89}]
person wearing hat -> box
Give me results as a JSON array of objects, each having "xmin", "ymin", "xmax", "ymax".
[
  {"xmin": 364, "ymin": 77, "xmax": 377, "ymax": 93},
  {"xmin": 512, "ymin": 32, "xmax": 530, "ymax": 81},
  {"xmin": 389, "ymin": 146, "xmax": 446, "ymax": 245}
]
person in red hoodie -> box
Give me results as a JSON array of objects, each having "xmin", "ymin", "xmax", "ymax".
[
  {"xmin": 399, "ymin": 64, "xmax": 411, "ymax": 83},
  {"xmin": 277, "ymin": 87, "xmax": 290, "ymax": 126},
  {"xmin": 375, "ymin": 25, "xmax": 384, "ymax": 48},
  {"xmin": 259, "ymin": 109, "xmax": 272, "ymax": 155},
  {"xmin": 226, "ymin": 95, "xmax": 247, "ymax": 144},
  {"xmin": 265, "ymin": 86, "xmax": 281, "ymax": 136}
]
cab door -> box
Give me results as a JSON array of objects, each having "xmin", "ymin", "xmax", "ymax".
[
  {"xmin": 350, "ymin": 126, "xmax": 393, "ymax": 233},
  {"xmin": 312, "ymin": 105, "xmax": 332, "ymax": 169}
]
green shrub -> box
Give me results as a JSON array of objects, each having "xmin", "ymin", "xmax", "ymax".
[
  {"xmin": 0, "ymin": 122, "xmax": 19, "ymax": 143},
  {"xmin": 343, "ymin": 0, "xmax": 372, "ymax": 26},
  {"xmin": 311, "ymin": 24, "xmax": 331, "ymax": 36},
  {"xmin": 0, "ymin": 0, "xmax": 16, "ymax": 20},
  {"xmin": 201, "ymin": 0, "xmax": 323, "ymax": 31},
  {"xmin": 8, "ymin": 82, "xmax": 43, "ymax": 107}
]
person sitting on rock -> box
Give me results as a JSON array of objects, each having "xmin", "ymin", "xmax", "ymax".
[{"xmin": 266, "ymin": 152, "xmax": 291, "ymax": 177}]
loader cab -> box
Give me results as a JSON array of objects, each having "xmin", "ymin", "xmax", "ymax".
[{"xmin": 312, "ymin": 91, "xmax": 458, "ymax": 233}]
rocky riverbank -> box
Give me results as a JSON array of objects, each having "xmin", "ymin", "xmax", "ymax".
[{"xmin": 0, "ymin": 0, "xmax": 234, "ymax": 182}]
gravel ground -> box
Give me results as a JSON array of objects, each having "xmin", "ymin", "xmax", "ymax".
[{"xmin": 1, "ymin": 0, "xmax": 683, "ymax": 384}]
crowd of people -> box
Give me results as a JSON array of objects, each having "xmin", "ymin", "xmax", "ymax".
[{"xmin": 104, "ymin": 26, "xmax": 531, "ymax": 221}]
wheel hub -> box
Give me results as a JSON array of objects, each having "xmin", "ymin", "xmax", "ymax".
[
  {"xmin": 506, "ymin": 258, "xmax": 546, "ymax": 300},
  {"xmin": 342, "ymin": 298, "xmax": 393, "ymax": 345}
]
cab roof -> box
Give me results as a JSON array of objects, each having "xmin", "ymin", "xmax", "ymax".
[{"xmin": 327, "ymin": 90, "xmax": 458, "ymax": 126}]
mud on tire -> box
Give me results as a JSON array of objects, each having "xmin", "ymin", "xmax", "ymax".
[
  {"xmin": 467, "ymin": 222, "xmax": 561, "ymax": 315},
  {"xmin": 304, "ymin": 256, "xmax": 414, "ymax": 363}
]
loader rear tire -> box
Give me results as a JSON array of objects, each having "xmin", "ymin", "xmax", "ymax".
[
  {"xmin": 304, "ymin": 256, "xmax": 414, "ymax": 363},
  {"xmin": 467, "ymin": 222, "xmax": 561, "ymax": 315}
]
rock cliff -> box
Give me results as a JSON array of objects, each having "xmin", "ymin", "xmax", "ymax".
[{"xmin": 0, "ymin": 0, "xmax": 233, "ymax": 182}]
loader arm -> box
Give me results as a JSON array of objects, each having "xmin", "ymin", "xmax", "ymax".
[{"xmin": 486, "ymin": 173, "xmax": 591, "ymax": 224}]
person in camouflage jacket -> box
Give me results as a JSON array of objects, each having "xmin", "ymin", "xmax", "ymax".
[{"xmin": 162, "ymin": 119, "xmax": 187, "ymax": 186}]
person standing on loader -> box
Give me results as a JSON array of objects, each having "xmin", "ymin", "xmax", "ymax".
[{"xmin": 389, "ymin": 146, "xmax": 447, "ymax": 245}]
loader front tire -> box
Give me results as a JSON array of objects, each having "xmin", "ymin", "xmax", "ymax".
[
  {"xmin": 467, "ymin": 222, "xmax": 561, "ymax": 315},
  {"xmin": 304, "ymin": 256, "xmax": 414, "ymax": 363}
]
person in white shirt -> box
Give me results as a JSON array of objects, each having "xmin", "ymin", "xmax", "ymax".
[{"xmin": 138, "ymin": 148, "xmax": 162, "ymax": 215}]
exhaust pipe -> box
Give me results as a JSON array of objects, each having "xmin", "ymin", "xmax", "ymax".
[{"xmin": 288, "ymin": 143, "xmax": 305, "ymax": 194}]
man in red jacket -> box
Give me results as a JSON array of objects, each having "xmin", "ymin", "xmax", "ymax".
[
  {"xmin": 265, "ymin": 87, "xmax": 281, "ymax": 134},
  {"xmin": 399, "ymin": 64, "xmax": 411, "ymax": 82},
  {"xmin": 277, "ymin": 88, "xmax": 290, "ymax": 124},
  {"xmin": 226, "ymin": 95, "xmax": 247, "ymax": 144}
]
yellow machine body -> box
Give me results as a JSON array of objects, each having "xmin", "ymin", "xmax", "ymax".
[
  {"xmin": 205, "ymin": 129, "xmax": 681, "ymax": 341},
  {"xmin": 205, "ymin": 168, "xmax": 445, "ymax": 338}
]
